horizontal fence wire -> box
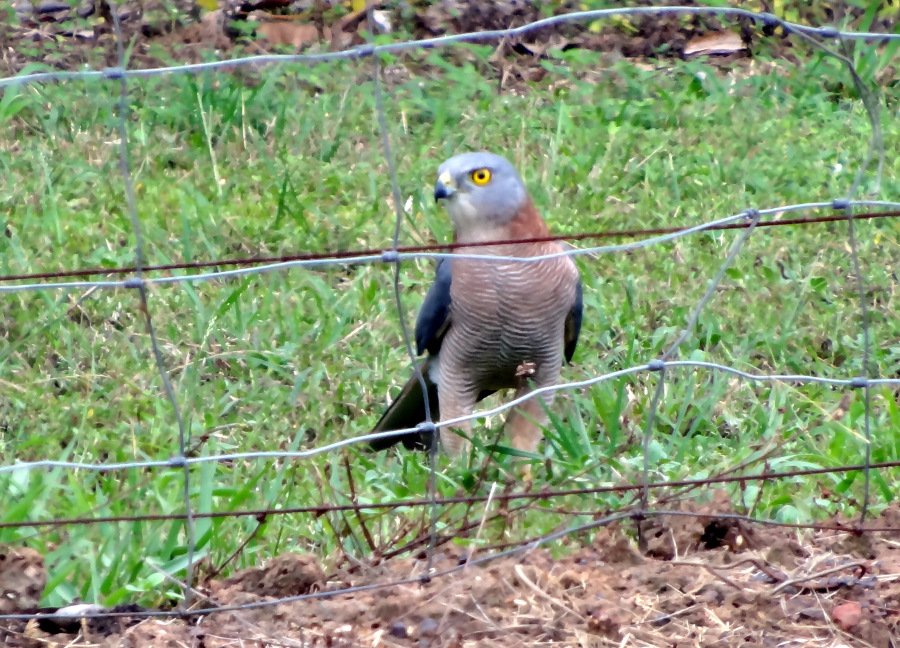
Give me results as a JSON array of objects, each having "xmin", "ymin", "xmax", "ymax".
[
  {"xmin": 2, "ymin": 359, "xmax": 899, "ymax": 475},
  {"xmin": 1, "ymin": 207, "xmax": 899, "ymax": 285},
  {"xmin": 1, "ymin": 1, "xmax": 897, "ymax": 629},
  {"xmin": 4, "ymin": 202, "xmax": 900, "ymax": 294},
  {"xmin": 2, "ymin": 6, "xmax": 900, "ymax": 90},
  {"xmin": 2, "ymin": 459, "xmax": 900, "ymax": 531}
]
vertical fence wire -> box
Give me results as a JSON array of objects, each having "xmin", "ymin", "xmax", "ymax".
[
  {"xmin": 834, "ymin": 39, "xmax": 881, "ymax": 525},
  {"xmin": 638, "ymin": 207, "xmax": 764, "ymax": 544},
  {"xmin": 107, "ymin": 0, "xmax": 195, "ymax": 608},
  {"xmin": 802, "ymin": 34, "xmax": 883, "ymax": 526},
  {"xmin": 364, "ymin": 2, "xmax": 441, "ymax": 575}
]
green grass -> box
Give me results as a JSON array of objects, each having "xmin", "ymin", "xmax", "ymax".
[{"xmin": 0, "ymin": 42, "xmax": 898, "ymax": 609}]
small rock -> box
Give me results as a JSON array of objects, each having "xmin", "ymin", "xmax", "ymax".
[
  {"xmin": 832, "ymin": 601, "xmax": 862, "ymax": 631},
  {"xmin": 695, "ymin": 584, "xmax": 725, "ymax": 605},
  {"xmin": 418, "ymin": 618, "xmax": 438, "ymax": 636},
  {"xmin": 36, "ymin": 604, "xmax": 106, "ymax": 634},
  {"xmin": 35, "ymin": 602, "xmax": 144, "ymax": 638},
  {"xmin": 37, "ymin": 0, "xmax": 70, "ymax": 13},
  {"xmin": 388, "ymin": 622, "xmax": 407, "ymax": 639}
]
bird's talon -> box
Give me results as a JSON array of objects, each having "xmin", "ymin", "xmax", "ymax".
[{"xmin": 515, "ymin": 361, "xmax": 537, "ymax": 378}]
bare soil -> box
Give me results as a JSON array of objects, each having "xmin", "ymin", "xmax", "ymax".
[{"xmin": 3, "ymin": 503, "xmax": 899, "ymax": 647}]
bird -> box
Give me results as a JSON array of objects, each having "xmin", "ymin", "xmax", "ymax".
[{"xmin": 370, "ymin": 151, "xmax": 583, "ymax": 461}]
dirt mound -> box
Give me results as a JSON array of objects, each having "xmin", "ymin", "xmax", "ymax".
[{"xmin": 3, "ymin": 504, "xmax": 898, "ymax": 647}]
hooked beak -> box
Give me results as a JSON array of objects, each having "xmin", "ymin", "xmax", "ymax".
[{"xmin": 434, "ymin": 170, "xmax": 456, "ymax": 203}]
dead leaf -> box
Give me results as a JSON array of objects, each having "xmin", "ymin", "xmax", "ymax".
[
  {"xmin": 251, "ymin": 14, "xmax": 319, "ymax": 48},
  {"xmin": 156, "ymin": 9, "xmax": 231, "ymax": 50},
  {"xmin": 684, "ymin": 30, "xmax": 745, "ymax": 57},
  {"xmin": 328, "ymin": 7, "xmax": 367, "ymax": 51},
  {"xmin": 832, "ymin": 392, "xmax": 852, "ymax": 420}
]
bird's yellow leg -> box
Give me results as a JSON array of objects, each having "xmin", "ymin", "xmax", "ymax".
[
  {"xmin": 439, "ymin": 422, "xmax": 472, "ymax": 458},
  {"xmin": 438, "ymin": 390, "xmax": 475, "ymax": 458},
  {"xmin": 504, "ymin": 386, "xmax": 552, "ymax": 482}
]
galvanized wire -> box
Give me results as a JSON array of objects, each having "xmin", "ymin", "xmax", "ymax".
[
  {"xmin": 2, "ymin": 459, "xmax": 899, "ymax": 531},
  {"xmin": 2, "ymin": 208, "xmax": 899, "ymax": 285},
  {"xmin": 2, "ymin": 360, "xmax": 896, "ymax": 475},
  {"xmin": 4, "ymin": 202, "xmax": 900, "ymax": 295},
  {"xmin": 106, "ymin": 0, "xmax": 196, "ymax": 609},
  {"xmin": 2, "ymin": 6, "xmax": 900, "ymax": 90}
]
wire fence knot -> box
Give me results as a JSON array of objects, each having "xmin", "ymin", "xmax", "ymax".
[
  {"xmin": 743, "ymin": 208, "xmax": 760, "ymax": 220},
  {"xmin": 832, "ymin": 198, "xmax": 851, "ymax": 210},
  {"xmin": 168, "ymin": 456, "xmax": 188, "ymax": 468},
  {"xmin": 381, "ymin": 250, "xmax": 400, "ymax": 264},
  {"xmin": 102, "ymin": 67, "xmax": 126, "ymax": 80},
  {"xmin": 123, "ymin": 277, "xmax": 145, "ymax": 289},
  {"xmin": 850, "ymin": 376, "xmax": 868, "ymax": 389},
  {"xmin": 755, "ymin": 12, "xmax": 782, "ymax": 29},
  {"xmin": 647, "ymin": 360, "xmax": 666, "ymax": 372},
  {"xmin": 416, "ymin": 421, "xmax": 437, "ymax": 435}
]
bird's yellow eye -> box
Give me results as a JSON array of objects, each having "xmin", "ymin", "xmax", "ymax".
[{"xmin": 470, "ymin": 168, "xmax": 492, "ymax": 185}]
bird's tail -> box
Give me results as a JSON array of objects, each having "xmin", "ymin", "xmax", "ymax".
[{"xmin": 369, "ymin": 359, "xmax": 440, "ymax": 451}]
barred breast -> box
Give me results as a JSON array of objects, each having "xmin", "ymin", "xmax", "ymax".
[{"xmin": 442, "ymin": 242, "xmax": 578, "ymax": 390}]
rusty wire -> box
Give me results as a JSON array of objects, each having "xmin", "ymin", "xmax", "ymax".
[
  {"xmin": 1, "ymin": 460, "xmax": 897, "ymax": 531},
  {"xmin": 0, "ymin": 209, "xmax": 898, "ymax": 285}
]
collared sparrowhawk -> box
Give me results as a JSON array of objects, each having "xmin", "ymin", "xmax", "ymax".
[{"xmin": 370, "ymin": 152, "xmax": 583, "ymax": 458}]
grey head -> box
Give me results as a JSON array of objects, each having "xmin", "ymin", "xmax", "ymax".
[{"xmin": 433, "ymin": 151, "xmax": 528, "ymax": 238}]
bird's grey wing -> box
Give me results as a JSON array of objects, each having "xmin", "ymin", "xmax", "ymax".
[
  {"xmin": 370, "ymin": 259, "xmax": 451, "ymax": 451},
  {"xmin": 368, "ymin": 357, "xmax": 440, "ymax": 451},
  {"xmin": 415, "ymin": 257, "xmax": 453, "ymax": 356},
  {"xmin": 564, "ymin": 276, "xmax": 583, "ymax": 364}
]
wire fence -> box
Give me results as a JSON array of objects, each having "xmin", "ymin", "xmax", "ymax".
[{"xmin": 1, "ymin": 1, "xmax": 899, "ymax": 634}]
